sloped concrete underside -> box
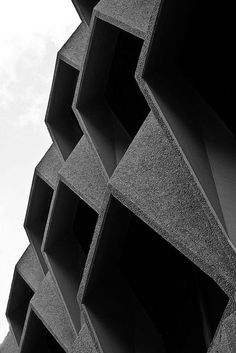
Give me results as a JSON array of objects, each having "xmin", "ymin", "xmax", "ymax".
[{"xmin": 2, "ymin": 1, "xmax": 236, "ymax": 353}]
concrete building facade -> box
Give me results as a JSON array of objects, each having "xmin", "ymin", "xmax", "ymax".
[{"xmin": 1, "ymin": 0, "xmax": 236, "ymax": 352}]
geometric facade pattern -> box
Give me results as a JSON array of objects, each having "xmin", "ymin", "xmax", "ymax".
[{"xmin": 1, "ymin": 1, "xmax": 236, "ymax": 352}]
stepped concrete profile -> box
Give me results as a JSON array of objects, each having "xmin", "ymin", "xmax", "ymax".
[{"xmin": 1, "ymin": 0, "xmax": 236, "ymax": 352}]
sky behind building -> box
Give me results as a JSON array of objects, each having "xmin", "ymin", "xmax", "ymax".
[{"xmin": 0, "ymin": 0, "xmax": 80, "ymax": 342}]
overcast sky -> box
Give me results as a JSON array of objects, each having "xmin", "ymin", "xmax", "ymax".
[{"xmin": 0, "ymin": 0, "xmax": 80, "ymax": 343}]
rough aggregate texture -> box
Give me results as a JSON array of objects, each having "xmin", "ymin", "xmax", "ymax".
[
  {"xmin": 134, "ymin": 0, "xmax": 236, "ymax": 269},
  {"xmin": 31, "ymin": 272, "xmax": 76, "ymax": 352},
  {"xmin": 209, "ymin": 309, "xmax": 236, "ymax": 352},
  {"xmin": 36, "ymin": 144, "xmax": 62, "ymax": 189},
  {"xmin": 59, "ymin": 135, "xmax": 107, "ymax": 213},
  {"xmin": 71, "ymin": 324, "xmax": 97, "ymax": 353},
  {"xmin": 59, "ymin": 22, "xmax": 90, "ymax": 70},
  {"xmin": 3, "ymin": 0, "xmax": 236, "ymax": 352},
  {"xmin": 16, "ymin": 245, "xmax": 44, "ymax": 292},
  {"xmin": 95, "ymin": 0, "xmax": 156, "ymax": 38},
  {"xmin": 110, "ymin": 113, "xmax": 236, "ymax": 295}
]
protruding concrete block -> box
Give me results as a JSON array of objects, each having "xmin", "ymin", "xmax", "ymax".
[
  {"xmin": 59, "ymin": 135, "xmax": 108, "ymax": 213},
  {"xmin": 36, "ymin": 144, "xmax": 63, "ymax": 189},
  {"xmin": 110, "ymin": 112, "xmax": 236, "ymax": 295},
  {"xmin": 16, "ymin": 245, "xmax": 44, "ymax": 293},
  {"xmin": 59, "ymin": 23, "xmax": 90, "ymax": 71},
  {"xmin": 94, "ymin": 0, "xmax": 156, "ymax": 39}
]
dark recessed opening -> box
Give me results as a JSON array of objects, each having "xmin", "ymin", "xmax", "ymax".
[
  {"xmin": 120, "ymin": 214, "xmax": 228, "ymax": 353},
  {"xmin": 44, "ymin": 181, "xmax": 98, "ymax": 332},
  {"xmin": 178, "ymin": 0, "xmax": 234, "ymax": 136},
  {"xmin": 47, "ymin": 59, "xmax": 82, "ymax": 160},
  {"xmin": 84, "ymin": 197, "xmax": 228, "ymax": 353},
  {"xmin": 21, "ymin": 311, "xmax": 65, "ymax": 353},
  {"xmin": 77, "ymin": 18, "xmax": 149, "ymax": 176},
  {"xmin": 105, "ymin": 29, "xmax": 149, "ymax": 138},
  {"xmin": 145, "ymin": 0, "xmax": 234, "ymax": 124},
  {"xmin": 25, "ymin": 175, "xmax": 53, "ymax": 274},
  {"xmin": 72, "ymin": 197, "xmax": 98, "ymax": 255},
  {"xmin": 72, "ymin": 0, "xmax": 99, "ymax": 24},
  {"xmin": 6, "ymin": 272, "xmax": 34, "ymax": 345},
  {"xmin": 144, "ymin": 0, "xmax": 236, "ymax": 244}
]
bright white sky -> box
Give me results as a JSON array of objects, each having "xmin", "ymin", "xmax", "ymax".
[{"xmin": 0, "ymin": 0, "xmax": 80, "ymax": 343}]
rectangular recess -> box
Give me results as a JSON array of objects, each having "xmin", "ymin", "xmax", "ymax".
[
  {"xmin": 77, "ymin": 18, "xmax": 149, "ymax": 176},
  {"xmin": 144, "ymin": 0, "xmax": 236, "ymax": 243},
  {"xmin": 43, "ymin": 181, "xmax": 98, "ymax": 333},
  {"xmin": 24, "ymin": 174, "xmax": 53, "ymax": 274},
  {"xmin": 46, "ymin": 59, "xmax": 82, "ymax": 160},
  {"xmin": 84, "ymin": 197, "xmax": 229, "ymax": 353},
  {"xmin": 20, "ymin": 310, "xmax": 65, "ymax": 353},
  {"xmin": 6, "ymin": 271, "xmax": 34, "ymax": 345}
]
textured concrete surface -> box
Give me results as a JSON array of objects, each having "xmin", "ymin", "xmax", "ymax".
[
  {"xmin": 209, "ymin": 306, "xmax": 236, "ymax": 352},
  {"xmin": 16, "ymin": 245, "xmax": 44, "ymax": 292},
  {"xmin": 36, "ymin": 144, "xmax": 62, "ymax": 189},
  {"xmin": 31, "ymin": 272, "xmax": 76, "ymax": 352},
  {"xmin": 78, "ymin": 185, "xmax": 232, "ymax": 352},
  {"xmin": 71, "ymin": 324, "xmax": 97, "ymax": 353},
  {"xmin": 59, "ymin": 22, "xmax": 90, "ymax": 71},
  {"xmin": 0, "ymin": 332, "xmax": 18, "ymax": 353},
  {"xmin": 136, "ymin": 0, "xmax": 236, "ymax": 249},
  {"xmin": 135, "ymin": 0, "xmax": 236, "ymax": 259},
  {"xmin": 205, "ymin": 298, "xmax": 236, "ymax": 351},
  {"xmin": 3, "ymin": 0, "xmax": 236, "ymax": 351},
  {"xmin": 109, "ymin": 112, "xmax": 236, "ymax": 296},
  {"xmin": 95, "ymin": 0, "xmax": 156, "ymax": 39},
  {"xmin": 59, "ymin": 135, "xmax": 107, "ymax": 213}
]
